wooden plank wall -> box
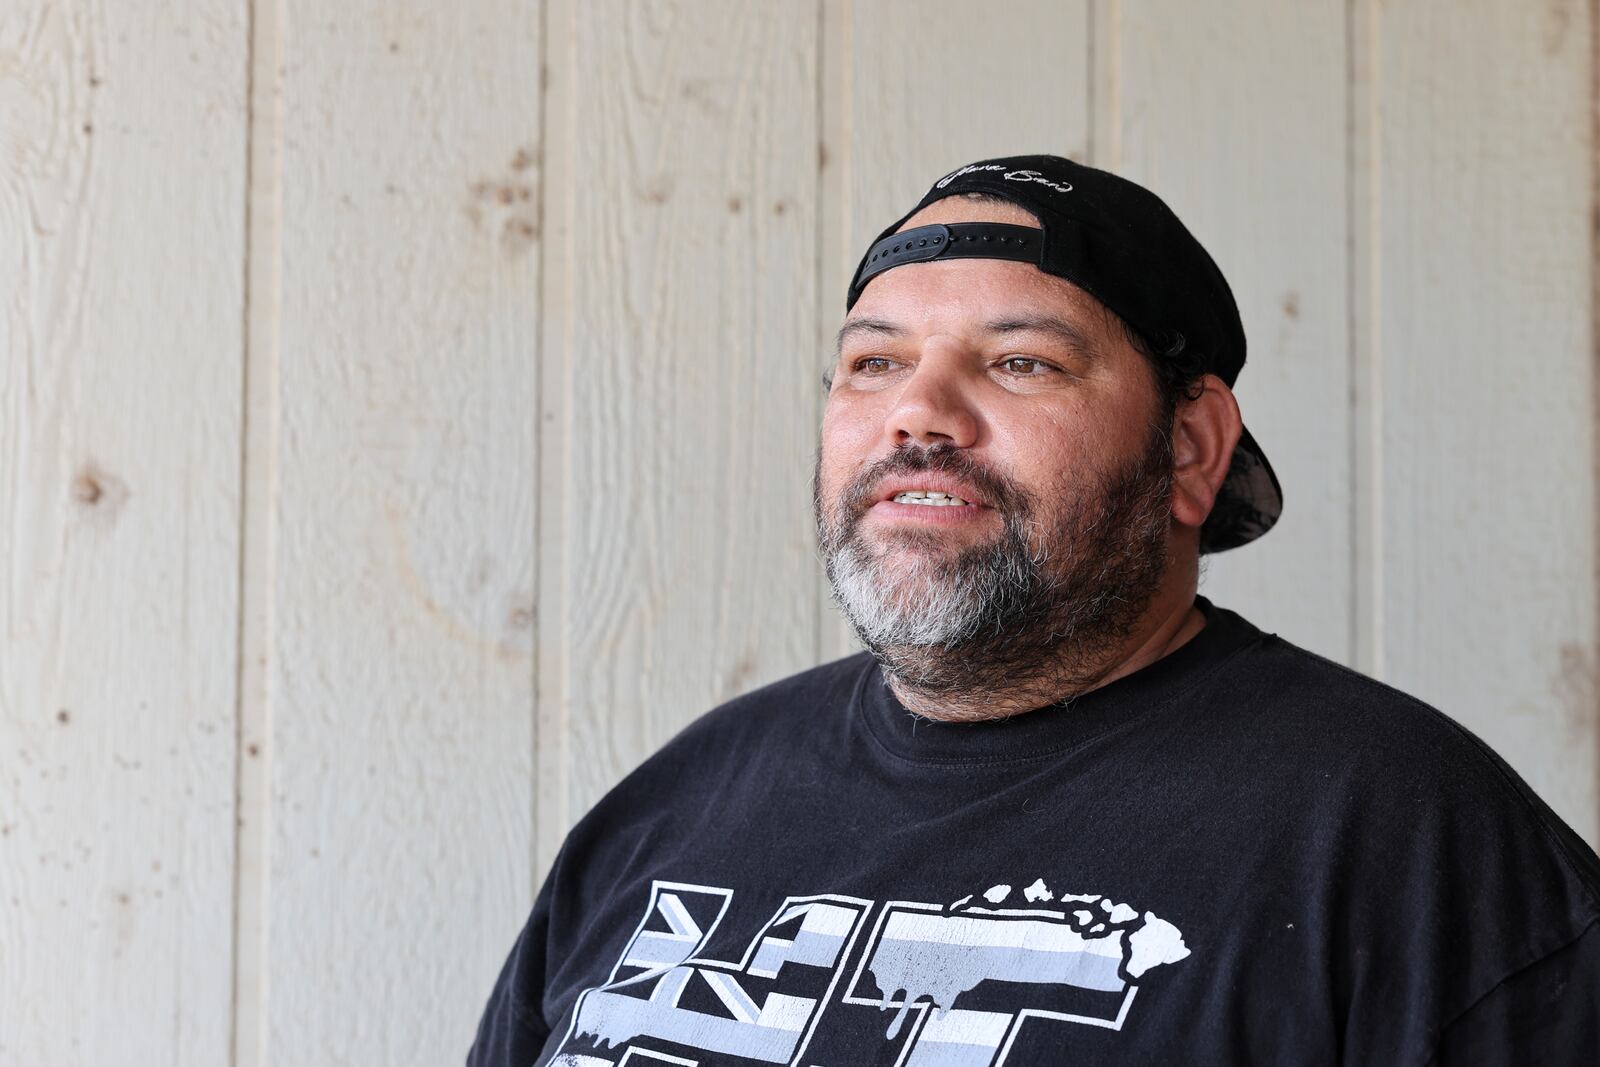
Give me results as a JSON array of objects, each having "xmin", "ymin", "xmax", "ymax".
[
  {"xmin": 537, "ymin": 0, "xmax": 821, "ymax": 870},
  {"xmin": 252, "ymin": 3, "xmax": 543, "ymax": 1064},
  {"xmin": 1, "ymin": 0, "xmax": 1594, "ymax": 1061},
  {"xmin": 1, "ymin": 2, "xmax": 247, "ymax": 1063}
]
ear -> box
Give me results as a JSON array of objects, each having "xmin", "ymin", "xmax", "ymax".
[{"xmin": 1168, "ymin": 374, "xmax": 1243, "ymax": 531}]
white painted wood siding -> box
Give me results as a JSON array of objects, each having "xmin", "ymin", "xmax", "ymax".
[
  {"xmin": 2, "ymin": 1, "xmax": 1593, "ymax": 1061},
  {"xmin": 1, "ymin": 2, "xmax": 248, "ymax": 1063}
]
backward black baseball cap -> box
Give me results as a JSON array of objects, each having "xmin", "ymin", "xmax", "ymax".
[{"xmin": 845, "ymin": 153, "xmax": 1282, "ymax": 553}]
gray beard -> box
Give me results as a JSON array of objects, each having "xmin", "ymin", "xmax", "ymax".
[{"xmin": 812, "ymin": 430, "xmax": 1174, "ymax": 708}]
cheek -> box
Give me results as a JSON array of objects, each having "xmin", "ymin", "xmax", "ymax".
[
  {"xmin": 819, "ymin": 400, "xmax": 881, "ymax": 481},
  {"xmin": 1023, "ymin": 387, "xmax": 1152, "ymax": 473},
  {"xmin": 992, "ymin": 407, "xmax": 1099, "ymax": 494}
]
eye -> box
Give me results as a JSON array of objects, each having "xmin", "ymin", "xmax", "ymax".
[
  {"xmin": 851, "ymin": 356, "xmax": 902, "ymax": 374},
  {"xmin": 997, "ymin": 356, "xmax": 1058, "ymax": 376}
]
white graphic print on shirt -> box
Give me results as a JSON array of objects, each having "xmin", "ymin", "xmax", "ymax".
[{"xmin": 547, "ymin": 877, "xmax": 1190, "ymax": 1066}]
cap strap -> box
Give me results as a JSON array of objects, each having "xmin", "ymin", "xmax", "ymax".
[{"xmin": 849, "ymin": 223, "xmax": 1043, "ymax": 302}]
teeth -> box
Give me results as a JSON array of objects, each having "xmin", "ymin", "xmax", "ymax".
[{"xmin": 892, "ymin": 491, "xmax": 970, "ymax": 506}]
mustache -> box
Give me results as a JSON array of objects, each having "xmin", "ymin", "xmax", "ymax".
[{"xmin": 844, "ymin": 443, "xmax": 1021, "ymax": 519}]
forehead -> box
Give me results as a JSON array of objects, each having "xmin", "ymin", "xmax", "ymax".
[
  {"xmin": 848, "ymin": 197, "xmax": 1117, "ymax": 338},
  {"xmin": 902, "ymin": 195, "xmax": 1040, "ymax": 229}
]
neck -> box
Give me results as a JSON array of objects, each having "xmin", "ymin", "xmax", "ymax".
[{"xmin": 885, "ymin": 574, "xmax": 1205, "ymax": 723}]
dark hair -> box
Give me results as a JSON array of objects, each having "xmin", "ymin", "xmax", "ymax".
[{"xmin": 1114, "ymin": 319, "xmax": 1208, "ymax": 429}]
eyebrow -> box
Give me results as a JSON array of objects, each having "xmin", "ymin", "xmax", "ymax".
[
  {"xmin": 983, "ymin": 314, "xmax": 1099, "ymax": 355},
  {"xmin": 834, "ymin": 317, "xmax": 903, "ymax": 355},
  {"xmin": 833, "ymin": 313, "xmax": 1100, "ymax": 360}
]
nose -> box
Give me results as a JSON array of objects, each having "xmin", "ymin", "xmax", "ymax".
[{"xmin": 882, "ymin": 343, "xmax": 980, "ymax": 450}]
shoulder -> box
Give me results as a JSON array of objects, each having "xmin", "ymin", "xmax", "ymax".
[
  {"xmin": 1203, "ymin": 616, "xmax": 1600, "ymax": 1056},
  {"xmin": 1210, "ymin": 624, "xmax": 1600, "ymax": 901},
  {"xmin": 561, "ymin": 651, "xmax": 873, "ymax": 837},
  {"xmin": 1219, "ymin": 625, "xmax": 1464, "ymax": 740},
  {"xmin": 1216, "ymin": 623, "xmax": 1543, "ymax": 780}
]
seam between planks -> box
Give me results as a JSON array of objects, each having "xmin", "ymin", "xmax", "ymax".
[
  {"xmin": 230, "ymin": 0, "xmax": 284, "ymax": 1063},
  {"xmin": 1590, "ymin": 0, "xmax": 1600, "ymax": 839}
]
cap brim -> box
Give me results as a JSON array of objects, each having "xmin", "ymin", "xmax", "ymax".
[{"xmin": 1199, "ymin": 423, "xmax": 1282, "ymax": 553}]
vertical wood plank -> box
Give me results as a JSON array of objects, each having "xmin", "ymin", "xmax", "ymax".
[
  {"xmin": 1365, "ymin": 0, "xmax": 1598, "ymax": 844},
  {"xmin": 268, "ymin": 4, "xmax": 541, "ymax": 1060},
  {"xmin": 0, "ymin": 2, "xmax": 247, "ymax": 1063},
  {"xmin": 817, "ymin": 0, "xmax": 1093, "ymax": 662},
  {"xmin": 232, "ymin": 0, "xmax": 284, "ymax": 1062},
  {"xmin": 536, "ymin": 0, "xmax": 822, "ymax": 871},
  {"xmin": 1101, "ymin": 0, "xmax": 1354, "ymax": 662}
]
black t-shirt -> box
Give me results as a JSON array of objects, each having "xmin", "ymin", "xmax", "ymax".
[{"xmin": 468, "ymin": 596, "xmax": 1600, "ymax": 1066}]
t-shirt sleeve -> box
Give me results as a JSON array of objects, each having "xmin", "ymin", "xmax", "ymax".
[
  {"xmin": 1427, "ymin": 920, "xmax": 1600, "ymax": 1066},
  {"xmin": 466, "ymin": 870, "xmax": 557, "ymax": 1066}
]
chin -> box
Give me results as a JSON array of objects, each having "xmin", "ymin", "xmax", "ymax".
[{"xmin": 864, "ymin": 521, "xmax": 987, "ymax": 560}]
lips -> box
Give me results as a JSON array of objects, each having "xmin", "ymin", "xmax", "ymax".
[{"xmin": 876, "ymin": 477, "xmax": 990, "ymax": 507}]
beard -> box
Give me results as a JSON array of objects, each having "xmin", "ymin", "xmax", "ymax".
[{"xmin": 811, "ymin": 422, "xmax": 1175, "ymax": 713}]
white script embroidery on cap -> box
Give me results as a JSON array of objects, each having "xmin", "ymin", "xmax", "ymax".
[
  {"xmin": 935, "ymin": 163, "xmax": 1007, "ymax": 188},
  {"xmin": 1003, "ymin": 169, "xmax": 1074, "ymax": 195},
  {"xmin": 934, "ymin": 163, "xmax": 1074, "ymax": 195}
]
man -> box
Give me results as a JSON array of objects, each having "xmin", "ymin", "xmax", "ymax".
[{"xmin": 469, "ymin": 155, "xmax": 1600, "ymax": 1065}]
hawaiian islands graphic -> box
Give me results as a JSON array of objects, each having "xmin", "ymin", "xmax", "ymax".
[{"xmin": 870, "ymin": 877, "xmax": 1192, "ymax": 1039}]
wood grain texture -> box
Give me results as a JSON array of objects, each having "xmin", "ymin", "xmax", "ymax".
[
  {"xmin": 266, "ymin": 4, "xmax": 541, "ymax": 1061},
  {"xmin": 4, "ymin": 4, "xmax": 1597, "ymax": 1059},
  {"xmin": 1365, "ymin": 0, "xmax": 1597, "ymax": 844},
  {"xmin": 535, "ymin": 0, "xmax": 824, "ymax": 872},
  {"xmin": 817, "ymin": 0, "xmax": 1093, "ymax": 662},
  {"xmin": 1103, "ymin": 0, "xmax": 1353, "ymax": 661},
  {"xmin": 0, "ymin": 2, "xmax": 247, "ymax": 1062}
]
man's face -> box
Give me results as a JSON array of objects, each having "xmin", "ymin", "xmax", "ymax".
[{"xmin": 812, "ymin": 198, "xmax": 1177, "ymax": 699}]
